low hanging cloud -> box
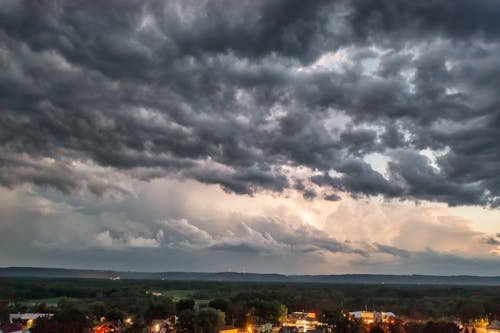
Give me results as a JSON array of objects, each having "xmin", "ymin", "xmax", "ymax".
[
  {"xmin": 2, "ymin": 0, "xmax": 500, "ymax": 208},
  {"xmin": 1, "ymin": 176, "xmax": 499, "ymax": 274}
]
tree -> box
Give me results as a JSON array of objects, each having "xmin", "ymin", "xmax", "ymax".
[
  {"xmin": 130, "ymin": 321, "xmax": 146, "ymax": 333},
  {"xmin": 53, "ymin": 308, "xmax": 87, "ymax": 333},
  {"xmin": 275, "ymin": 303, "xmax": 288, "ymax": 325},
  {"xmin": 31, "ymin": 316, "xmax": 59, "ymax": 333},
  {"xmin": 209, "ymin": 298, "xmax": 232, "ymax": 324},
  {"xmin": 194, "ymin": 308, "xmax": 225, "ymax": 333},
  {"xmin": 369, "ymin": 326, "xmax": 384, "ymax": 333},
  {"xmin": 33, "ymin": 302, "xmax": 48, "ymax": 313},
  {"xmin": 0, "ymin": 301, "xmax": 9, "ymax": 325},
  {"xmin": 10, "ymin": 302, "xmax": 28, "ymax": 313},
  {"xmin": 104, "ymin": 307, "xmax": 126, "ymax": 322},
  {"xmin": 423, "ymin": 322, "xmax": 460, "ymax": 333},
  {"xmin": 57, "ymin": 297, "xmax": 73, "ymax": 310},
  {"xmin": 405, "ymin": 322, "xmax": 425, "ymax": 333},
  {"xmin": 387, "ymin": 318, "xmax": 405, "ymax": 333},
  {"xmin": 90, "ymin": 302, "xmax": 106, "ymax": 319},
  {"xmin": 177, "ymin": 310, "xmax": 195, "ymax": 333},
  {"xmin": 320, "ymin": 309, "xmax": 361, "ymax": 333},
  {"xmin": 209, "ymin": 299, "xmax": 230, "ymax": 313},
  {"xmin": 145, "ymin": 299, "xmax": 176, "ymax": 324},
  {"xmin": 459, "ymin": 303, "xmax": 485, "ymax": 323},
  {"xmin": 177, "ymin": 299, "xmax": 196, "ymax": 313}
]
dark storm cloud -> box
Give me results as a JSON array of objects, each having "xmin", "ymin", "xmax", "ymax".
[
  {"xmin": 386, "ymin": 150, "xmax": 488, "ymax": 206},
  {"xmin": 2, "ymin": 0, "xmax": 500, "ymax": 206},
  {"xmin": 311, "ymin": 159, "xmax": 402, "ymax": 198},
  {"xmin": 349, "ymin": 0, "xmax": 500, "ymax": 42},
  {"xmin": 339, "ymin": 128, "xmax": 378, "ymax": 156}
]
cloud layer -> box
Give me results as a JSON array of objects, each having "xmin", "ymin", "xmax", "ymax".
[
  {"xmin": 1, "ymin": 0, "xmax": 500, "ymax": 206},
  {"xmin": 1, "ymin": 0, "xmax": 500, "ymax": 274},
  {"xmin": 0, "ymin": 178, "xmax": 499, "ymax": 274}
]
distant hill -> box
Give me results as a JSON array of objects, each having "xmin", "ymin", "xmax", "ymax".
[{"xmin": 1, "ymin": 267, "xmax": 500, "ymax": 285}]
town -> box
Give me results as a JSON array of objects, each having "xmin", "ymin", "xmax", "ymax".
[
  {"xmin": 2, "ymin": 307, "xmax": 500, "ymax": 333},
  {"xmin": 1, "ymin": 278, "xmax": 499, "ymax": 333}
]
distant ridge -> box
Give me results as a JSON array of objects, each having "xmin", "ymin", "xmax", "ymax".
[{"xmin": 1, "ymin": 267, "xmax": 500, "ymax": 285}]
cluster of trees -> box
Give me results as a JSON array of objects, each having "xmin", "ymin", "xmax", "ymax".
[
  {"xmin": 212, "ymin": 292, "xmax": 288, "ymax": 327},
  {"xmin": 31, "ymin": 309, "xmax": 88, "ymax": 333},
  {"xmin": 175, "ymin": 294, "xmax": 288, "ymax": 333},
  {"xmin": 318, "ymin": 311, "xmax": 461, "ymax": 333},
  {"xmin": 402, "ymin": 321, "xmax": 460, "ymax": 333},
  {"xmin": 319, "ymin": 307, "xmax": 363, "ymax": 333}
]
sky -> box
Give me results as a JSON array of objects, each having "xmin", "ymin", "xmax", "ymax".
[{"xmin": 1, "ymin": 0, "xmax": 500, "ymax": 275}]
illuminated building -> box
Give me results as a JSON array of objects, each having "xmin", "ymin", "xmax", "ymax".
[
  {"xmin": 9, "ymin": 313, "xmax": 53, "ymax": 330},
  {"xmin": 94, "ymin": 321, "xmax": 121, "ymax": 333},
  {"xmin": 283, "ymin": 312, "xmax": 318, "ymax": 332},
  {"xmin": 348, "ymin": 311, "xmax": 396, "ymax": 324}
]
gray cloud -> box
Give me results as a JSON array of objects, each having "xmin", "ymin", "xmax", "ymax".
[
  {"xmin": 373, "ymin": 243, "xmax": 411, "ymax": 258},
  {"xmin": 1, "ymin": 0, "xmax": 500, "ymax": 207},
  {"xmin": 485, "ymin": 237, "xmax": 500, "ymax": 246}
]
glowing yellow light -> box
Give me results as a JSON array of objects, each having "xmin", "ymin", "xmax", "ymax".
[{"xmin": 154, "ymin": 324, "xmax": 160, "ymax": 332}]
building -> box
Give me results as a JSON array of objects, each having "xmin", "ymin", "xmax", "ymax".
[
  {"xmin": 349, "ymin": 311, "xmax": 374, "ymax": 325},
  {"xmin": 464, "ymin": 318, "xmax": 489, "ymax": 333},
  {"xmin": 9, "ymin": 313, "xmax": 53, "ymax": 330},
  {"xmin": 348, "ymin": 311, "xmax": 395, "ymax": 325},
  {"xmin": 251, "ymin": 323, "xmax": 273, "ymax": 333},
  {"xmin": 283, "ymin": 312, "xmax": 318, "ymax": 332},
  {"xmin": 94, "ymin": 321, "xmax": 122, "ymax": 333}
]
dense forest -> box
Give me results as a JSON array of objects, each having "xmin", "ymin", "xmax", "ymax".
[{"xmin": 0, "ymin": 278, "xmax": 498, "ymax": 332}]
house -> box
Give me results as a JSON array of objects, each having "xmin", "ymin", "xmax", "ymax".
[
  {"xmin": 252, "ymin": 323, "xmax": 273, "ymax": 333},
  {"xmin": 94, "ymin": 321, "xmax": 123, "ymax": 333}
]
